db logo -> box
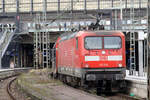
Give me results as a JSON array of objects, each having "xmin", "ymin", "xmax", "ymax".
[{"xmin": 100, "ymin": 56, "xmax": 108, "ymax": 61}]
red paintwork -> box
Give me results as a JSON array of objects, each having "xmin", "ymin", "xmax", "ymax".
[{"xmin": 56, "ymin": 31, "xmax": 126, "ymax": 70}]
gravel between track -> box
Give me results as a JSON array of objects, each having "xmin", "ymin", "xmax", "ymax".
[{"xmin": 17, "ymin": 69, "xmax": 108, "ymax": 100}]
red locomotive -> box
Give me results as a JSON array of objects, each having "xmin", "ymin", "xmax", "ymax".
[{"xmin": 54, "ymin": 30, "xmax": 126, "ymax": 93}]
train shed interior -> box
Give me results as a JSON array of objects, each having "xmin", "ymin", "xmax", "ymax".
[{"xmin": 0, "ymin": 0, "xmax": 150, "ymax": 99}]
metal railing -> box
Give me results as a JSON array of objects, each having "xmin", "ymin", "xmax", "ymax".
[
  {"xmin": 0, "ymin": 0, "xmax": 148, "ymax": 13},
  {"xmin": 0, "ymin": 25, "xmax": 16, "ymax": 68}
]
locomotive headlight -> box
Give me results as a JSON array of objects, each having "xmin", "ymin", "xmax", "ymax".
[
  {"xmin": 85, "ymin": 63, "xmax": 89, "ymax": 68},
  {"xmin": 118, "ymin": 64, "xmax": 122, "ymax": 67},
  {"xmin": 102, "ymin": 51, "xmax": 106, "ymax": 54}
]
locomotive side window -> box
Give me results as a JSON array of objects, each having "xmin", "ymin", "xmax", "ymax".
[
  {"xmin": 76, "ymin": 37, "xmax": 78, "ymax": 49},
  {"xmin": 104, "ymin": 37, "xmax": 122, "ymax": 49},
  {"xmin": 85, "ymin": 37, "xmax": 102, "ymax": 49}
]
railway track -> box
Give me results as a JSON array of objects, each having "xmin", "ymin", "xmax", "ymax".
[
  {"xmin": 0, "ymin": 75, "xmax": 18, "ymax": 100},
  {"xmin": 7, "ymin": 76, "xmax": 17, "ymax": 100},
  {"xmin": 63, "ymin": 82, "xmax": 145, "ymax": 100},
  {"xmin": 55, "ymin": 74, "xmax": 145, "ymax": 100},
  {"xmin": 0, "ymin": 68, "xmax": 145, "ymax": 100},
  {"xmin": 61, "ymin": 82, "xmax": 142, "ymax": 100},
  {"xmin": 0, "ymin": 68, "xmax": 32, "ymax": 100}
]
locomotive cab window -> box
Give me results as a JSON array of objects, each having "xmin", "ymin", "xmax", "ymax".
[
  {"xmin": 104, "ymin": 37, "xmax": 122, "ymax": 49},
  {"xmin": 85, "ymin": 37, "xmax": 102, "ymax": 49}
]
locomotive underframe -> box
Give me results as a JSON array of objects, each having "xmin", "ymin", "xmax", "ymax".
[
  {"xmin": 57, "ymin": 67, "xmax": 126, "ymax": 93},
  {"xmin": 83, "ymin": 68, "xmax": 126, "ymax": 81},
  {"xmin": 58, "ymin": 67, "xmax": 126, "ymax": 81}
]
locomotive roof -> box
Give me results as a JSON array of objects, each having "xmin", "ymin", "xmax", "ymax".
[
  {"xmin": 59, "ymin": 30, "xmax": 124, "ymax": 42},
  {"xmin": 81, "ymin": 30, "xmax": 124, "ymax": 35}
]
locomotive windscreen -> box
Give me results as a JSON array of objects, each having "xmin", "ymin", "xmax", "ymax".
[
  {"xmin": 85, "ymin": 37, "xmax": 102, "ymax": 49},
  {"xmin": 104, "ymin": 37, "xmax": 122, "ymax": 49},
  {"xmin": 84, "ymin": 36, "xmax": 122, "ymax": 49}
]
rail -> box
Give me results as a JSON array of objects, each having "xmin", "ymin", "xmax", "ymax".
[
  {"xmin": 0, "ymin": 73, "xmax": 19, "ymax": 100},
  {"xmin": 7, "ymin": 76, "xmax": 18, "ymax": 100}
]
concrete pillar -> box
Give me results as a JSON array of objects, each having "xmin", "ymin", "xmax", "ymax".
[
  {"xmin": 120, "ymin": 0, "xmax": 123, "ymax": 20},
  {"xmin": 139, "ymin": 0, "xmax": 141, "ymax": 9},
  {"xmin": 31, "ymin": 0, "xmax": 33, "ymax": 13},
  {"xmin": 43, "ymin": 0, "xmax": 47, "ymax": 13},
  {"xmin": 71, "ymin": 0, "xmax": 73, "ymax": 12},
  {"xmin": 125, "ymin": 0, "xmax": 127, "ymax": 8},
  {"xmin": 84, "ymin": 0, "xmax": 87, "ymax": 13},
  {"xmin": 20, "ymin": 46, "xmax": 23, "ymax": 68},
  {"xmin": 24, "ymin": 49, "xmax": 26, "ymax": 67},
  {"xmin": 115, "ymin": 10, "xmax": 117, "ymax": 30},
  {"xmin": 58, "ymin": 0, "xmax": 60, "ymax": 12},
  {"xmin": 98, "ymin": 0, "xmax": 100, "ymax": 10},
  {"xmin": 120, "ymin": 0, "xmax": 123, "ymax": 30},
  {"xmin": 138, "ymin": 41, "xmax": 144, "ymax": 76},
  {"xmin": 16, "ymin": 0, "xmax": 19, "ymax": 13},
  {"xmin": 14, "ymin": 51, "xmax": 16, "ymax": 68},
  {"xmin": 16, "ymin": 0, "xmax": 20, "ymax": 33},
  {"xmin": 138, "ymin": 31, "xmax": 144, "ymax": 76},
  {"xmin": 112, "ymin": 0, "xmax": 113, "ymax": 8},
  {"xmin": 2, "ymin": 0, "xmax": 5, "ymax": 13},
  {"xmin": 110, "ymin": 11, "xmax": 113, "ymax": 30},
  {"xmin": 18, "ymin": 44, "xmax": 21, "ymax": 68}
]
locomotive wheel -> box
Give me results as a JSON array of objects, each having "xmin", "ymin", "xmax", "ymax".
[
  {"xmin": 97, "ymin": 80, "xmax": 104, "ymax": 95},
  {"xmin": 59, "ymin": 74, "xmax": 66, "ymax": 83},
  {"xmin": 63, "ymin": 75, "xmax": 67, "ymax": 83},
  {"xmin": 97, "ymin": 87, "xmax": 102, "ymax": 95},
  {"xmin": 119, "ymin": 81, "xmax": 127, "ymax": 93},
  {"xmin": 104, "ymin": 80, "xmax": 112, "ymax": 95},
  {"xmin": 105, "ymin": 81, "xmax": 112, "ymax": 92},
  {"xmin": 71, "ymin": 77, "xmax": 79, "ymax": 88}
]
